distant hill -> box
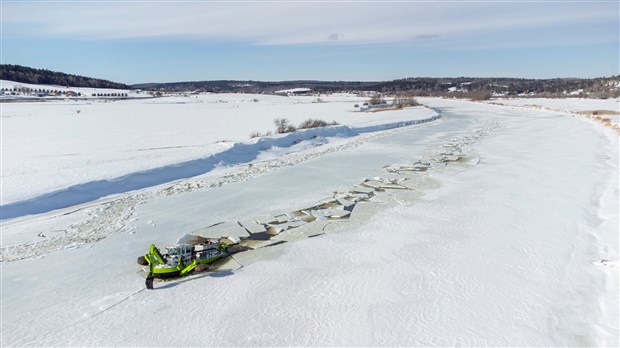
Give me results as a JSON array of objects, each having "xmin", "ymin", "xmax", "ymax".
[
  {"xmin": 0, "ymin": 64, "xmax": 130, "ymax": 90},
  {"xmin": 3, "ymin": 64, "xmax": 617, "ymax": 98}
]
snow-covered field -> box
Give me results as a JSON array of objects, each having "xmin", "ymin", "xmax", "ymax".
[
  {"xmin": 486, "ymin": 97, "xmax": 620, "ymax": 124},
  {"xmin": 1, "ymin": 95, "xmax": 618, "ymax": 346},
  {"xmin": 489, "ymin": 97, "xmax": 619, "ymax": 113},
  {"xmin": 1, "ymin": 92, "xmax": 437, "ymax": 206}
]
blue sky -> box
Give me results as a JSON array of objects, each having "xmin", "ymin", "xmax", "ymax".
[{"xmin": 2, "ymin": 0, "xmax": 619, "ymax": 84}]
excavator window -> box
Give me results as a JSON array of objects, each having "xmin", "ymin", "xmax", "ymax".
[{"xmin": 167, "ymin": 247, "xmax": 179, "ymax": 256}]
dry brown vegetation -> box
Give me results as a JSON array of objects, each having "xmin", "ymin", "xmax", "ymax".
[
  {"xmin": 393, "ymin": 93, "xmax": 420, "ymax": 107},
  {"xmin": 577, "ymin": 110, "xmax": 620, "ymax": 116},
  {"xmin": 367, "ymin": 105, "xmax": 402, "ymax": 113},
  {"xmin": 368, "ymin": 94, "xmax": 386, "ymax": 105},
  {"xmin": 298, "ymin": 118, "xmax": 339, "ymax": 129}
]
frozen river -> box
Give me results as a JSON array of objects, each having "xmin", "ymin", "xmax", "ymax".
[{"xmin": 1, "ymin": 98, "xmax": 617, "ymax": 346}]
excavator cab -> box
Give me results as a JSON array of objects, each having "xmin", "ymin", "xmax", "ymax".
[{"xmin": 165, "ymin": 244, "xmax": 193, "ymax": 265}]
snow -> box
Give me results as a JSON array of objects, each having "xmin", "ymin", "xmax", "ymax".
[
  {"xmin": 1, "ymin": 92, "xmax": 435, "ymax": 205},
  {"xmin": 488, "ymin": 97, "xmax": 619, "ymax": 113},
  {"xmin": 487, "ymin": 97, "xmax": 620, "ymax": 124},
  {"xmin": 274, "ymin": 87, "xmax": 312, "ymax": 94},
  {"xmin": 1, "ymin": 96, "xmax": 618, "ymax": 346}
]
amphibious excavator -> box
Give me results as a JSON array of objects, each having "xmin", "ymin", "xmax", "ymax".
[{"xmin": 138, "ymin": 240, "xmax": 229, "ymax": 289}]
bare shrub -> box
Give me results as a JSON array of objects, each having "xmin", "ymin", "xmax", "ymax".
[
  {"xmin": 587, "ymin": 109, "xmax": 620, "ymax": 116},
  {"xmin": 249, "ymin": 131, "xmax": 261, "ymax": 138},
  {"xmin": 298, "ymin": 119, "xmax": 339, "ymax": 129},
  {"xmin": 393, "ymin": 93, "xmax": 420, "ymax": 107},
  {"xmin": 368, "ymin": 94, "xmax": 386, "ymax": 105},
  {"xmin": 299, "ymin": 119, "xmax": 325, "ymax": 129},
  {"xmin": 274, "ymin": 118, "xmax": 297, "ymax": 134},
  {"xmin": 469, "ymin": 90, "xmax": 492, "ymax": 101}
]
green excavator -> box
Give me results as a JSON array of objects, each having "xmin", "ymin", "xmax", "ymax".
[{"xmin": 138, "ymin": 240, "xmax": 229, "ymax": 289}]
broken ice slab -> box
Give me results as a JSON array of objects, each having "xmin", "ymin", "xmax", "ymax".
[
  {"xmin": 344, "ymin": 193, "xmax": 371, "ymax": 201},
  {"xmin": 333, "ymin": 192, "xmax": 349, "ymax": 200},
  {"xmin": 350, "ymin": 185, "xmax": 375, "ymax": 194},
  {"xmin": 309, "ymin": 208, "xmax": 351, "ymax": 219},
  {"xmin": 434, "ymin": 155, "xmax": 461, "ymax": 163},
  {"xmin": 380, "ymin": 182, "xmax": 409, "ymax": 190},
  {"xmin": 362, "ymin": 178, "xmax": 408, "ymax": 190},
  {"xmin": 442, "ymin": 144, "xmax": 463, "ymax": 150},
  {"xmin": 274, "ymin": 214, "xmax": 290, "ymax": 223},
  {"xmin": 287, "ymin": 210, "xmax": 317, "ymax": 223},
  {"xmin": 385, "ymin": 189, "xmax": 424, "ymax": 205},
  {"xmin": 313, "ymin": 199, "xmax": 343, "ymax": 210},
  {"xmin": 411, "ymin": 165, "xmax": 431, "ymax": 172},
  {"xmin": 297, "ymin": 213, "xmax": 317, "ymax": 223},
  {"xmin": 361, "ymin": 181, "xmax": 390, "ymax": 190},
  {"xmin": 334, "ymin": 192, "xmax": 365, "ymax": 203},
  {"xmin": 255, "ymin": 216, "xmax": 281, "ymax": 225},
  {"xmin": 438, "ymin": 151, "xmax": 466, "ymax": 157},
  {"xmin": 191, "ymin": 221, "xmax": 250, "ymax": 238},
  {"xmin": 265, "ymin": 211, "xmax": 316, "ymax": 224},
  {"xmin": 336, "ymin": 198, "xmax": 356, "ymax": 209},
  {"xmin": 287, "ymin": 220, "xmax": 308, "ymax": 229},
  {"xmin": 287, "ymin": 210, "xmax": 308, "ymax": 218},
  {"xmin": 347, "ymin": 201, "xmax": 377, "ymax": 223},
  {"xmin": 271, "ymin": 229, "xmax": 316, "ymax": 242},
  {"xmin": 384, "ymin": 165, "xmax": 409, "ymax": 173},
  {"xmin": 223, "ymin": 236, "xmax": 240, "ymax": 245},
  {"xmin": 384, "ymin": 162, "xmax": 431, "ymax": 173},
  {"xmin": 266, "ymin": 219, "xmax": 308, "ymax": 235},
  {"xmin": 393, "ymin": 179, "xmax": 417, "ymax": 190},
  {"xmin": 288, "ymin": 220, "xmax": 332, "ymax": 236},
  {"xmin": 266, "ymin": 225, "xmax": 283, "ymax": 236},
  {"xmin": 238, "ymin": 219, "xmax": 269, "ymax": 234},
  {"xmin": 457, "ymin": 156, "xmax": 480, "ymax": 165},
  {"xmin": 406, "ymin": 176, "xmax": 442, "ymax": 191}
]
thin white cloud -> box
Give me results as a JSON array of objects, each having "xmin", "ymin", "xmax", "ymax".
[{"xmin": 3, "ymin": 1, "xmax": 618, "ymax": 49}]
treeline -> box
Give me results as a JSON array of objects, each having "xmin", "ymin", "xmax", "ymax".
[
  {"xmin": 140, "ymin": 76, "xmax": 620, "ymax": 98},
  {"xmin": 372, "ymin": 76, "xmax": 620, "ymax": 98},
  {"xmin": 0, "ymin": 64, "xmax": 130, "ymax": 90},
  {"xmin": 133, "ymin": 80, "xmax": 377, "ymax": 94}
]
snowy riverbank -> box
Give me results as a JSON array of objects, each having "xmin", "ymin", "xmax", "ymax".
[{"xmin": 1, "ymin": 93, "xmax": 435, "ymax": 205}]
